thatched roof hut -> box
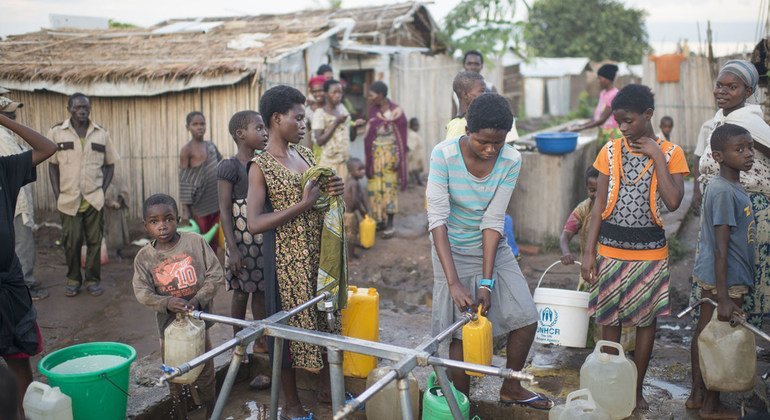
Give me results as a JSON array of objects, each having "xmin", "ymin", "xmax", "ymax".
[
  {"xmin": 0, "ymin": 2, "xmax": 454, "ymax": 218},
  {"xmin": 0, "ymin": 2, "xmax": 442, "ymax": 89}
]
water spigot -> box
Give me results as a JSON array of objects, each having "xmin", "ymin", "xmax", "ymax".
[{"xmin": 324, "ymin": 299, "xmax": 336, "ymax": 326}]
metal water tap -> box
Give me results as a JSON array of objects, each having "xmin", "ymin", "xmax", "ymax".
[{"xmin": 324, "ymin": 299, "xmax": 336, "ymax": 326}]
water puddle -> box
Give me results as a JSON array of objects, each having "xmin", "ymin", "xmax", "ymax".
[
  {"xmin": 224, "ymin": 400, "xmax": 268, "ymax": 420},
  {"xmin": 530, "ymin": 350, "xmax": 562, "ymax": 369},
  {"xmin": 646, "ymin": 378, "xmax": 690, "ymax": 400},
  {"xmin": 659, "ymin": 324, "xmax": 683, "ymax": 331}
]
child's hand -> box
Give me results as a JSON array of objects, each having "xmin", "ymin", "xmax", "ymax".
[
  {"xmin": 228, "ymin": 247, "xmax": 244, "ymax": 277},
  {"xmin": 581, "ymin": 254, "xmax": 598, "ymax": 284},
  {"xmin": 476, "ymin": 287, "xmax": 491, "ymax": 316},
  {"xmin": 167, "ymin": 297, "xmax": 193, "ymax": 313},
  {"xmin": 717, "ymin": 298, "xmax": 744, "ymax": 323},
  {"xmin": 354, "ymin": 119, "xmax": 366, "ymax": 127},
  {"xmin": 326, "ymin": 175, "xmax": 345, "ymax": 197},
  {"xmin": 561, "ymin": 253, "xmax": 575, "ymax": 265},
  {"xmin": 628, "ymin": 137, "xmax": 662, "ymax": 158},
  {"xmin": 448, "ymin": 283, "xmax": 475, "ymax": 313}
]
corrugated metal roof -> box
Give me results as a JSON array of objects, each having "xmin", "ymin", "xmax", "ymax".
[
  {"xmin": 520, "ymin": 57, "xmax": 591, "ymax": 78},
  {"xmin": 339, "ymin": 44, "xmax": 429, "ymax": 55}
]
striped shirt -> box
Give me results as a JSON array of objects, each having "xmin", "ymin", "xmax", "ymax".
[{"xmin": 426, "ymin": 136, "xmax": 521, "ymax": 248}]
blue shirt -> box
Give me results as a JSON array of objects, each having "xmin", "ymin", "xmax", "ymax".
[{"xmin": 693, "ymin": 176, "xmax": 756, "ymax": 288}]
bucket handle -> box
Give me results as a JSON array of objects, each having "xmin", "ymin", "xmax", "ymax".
[
  {"xmin": 100, "ymin": 373, "xmax": 130, "ymax": 397},
  {"xmin": 536, "ymin": 260, "xmax": 582, "ymax": 290}
]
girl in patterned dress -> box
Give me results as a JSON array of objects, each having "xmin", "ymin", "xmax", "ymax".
[
  {"xmin": 246, "ymin": 86, "xmax": 344, "ymax": 420},
  {"xmin": 581, "ymin": 85, "xmax": 689, "ymax": 411},
  {"xmin": 217, "ymin": 110, "xmax": 271, "ymax": 390}
]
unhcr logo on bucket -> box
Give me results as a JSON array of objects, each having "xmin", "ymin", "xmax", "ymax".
[
  {"xmin": 540, "ymin": 307, "xmax": 558, "ymax": 327},
  {"xmin": 536, "ymin": 306, "xmax": 560, "ymax": 340}
]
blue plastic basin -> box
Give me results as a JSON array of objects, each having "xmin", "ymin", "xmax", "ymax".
[{"xmin": 535, "ymin": 132, "xmax": 578, "ymax": 155}]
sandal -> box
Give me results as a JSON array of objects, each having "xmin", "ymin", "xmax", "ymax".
[
  {"xmin": 64, "ymin": 285, "xmax": 80, "ymax": 297},
  {"xmin": 86, "ymin": 284, "xmax": 104, "ymax": 296},
  {"xmin": 381, "ymin": 228, "xmax": 395, "ymax": 239},
  {"xmin": 500, "ymin": 392, "xmax": 554, "ymax": 410}
]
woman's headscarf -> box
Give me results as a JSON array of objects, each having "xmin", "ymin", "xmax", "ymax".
[
  {"xmin": 364, "ymin": 93, "xmax": 408, "ymax": 191},
  {"xmin": 719, "ymin": 60, "xmax": 759, "ymax": 91}
]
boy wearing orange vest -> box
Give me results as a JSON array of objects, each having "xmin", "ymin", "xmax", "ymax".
[{"xmin": 581, "ymin": 84, "xmax": 689, "ymax": 411}]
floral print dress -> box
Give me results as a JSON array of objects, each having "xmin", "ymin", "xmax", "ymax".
[
  {"xmin": 367, "ymin": 110, "xmax": 400, "ymax": 223},
  {"xmin": 252, "ymin": 145, "xmax": 340, "ymax": 370}
]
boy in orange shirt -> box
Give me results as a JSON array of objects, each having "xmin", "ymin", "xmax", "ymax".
[{"xmin": 582, "ymin": 84, "xmax": 689, "ymax": 411}]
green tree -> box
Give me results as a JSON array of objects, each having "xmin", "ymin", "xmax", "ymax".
[
  {"xmin": 524, "ymin": 0, "xmax": 649, "ymax": 64},
  {"xmin": 441, "ymin": 0, "xmax": 528, "ymax": 58},
  {"xmin": 108, "ymin": 19, "xmax": 136, "ymax": 29}
]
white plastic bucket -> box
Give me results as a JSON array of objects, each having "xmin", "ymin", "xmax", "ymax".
[{"xmin": 533, "ymin": 261, "xmax": 590, "ymax": 348}]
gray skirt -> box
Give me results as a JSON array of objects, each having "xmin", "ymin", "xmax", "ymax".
[{"xmin": 431, "ymin": 241, "xmax": 538, "ymax": 339}]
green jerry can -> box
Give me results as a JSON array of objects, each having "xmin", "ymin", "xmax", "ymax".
[{"xmin": 421, "ymin": 372, "xmax": 470, "ymax": 420}]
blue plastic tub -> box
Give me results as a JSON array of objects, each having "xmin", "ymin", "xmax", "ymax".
[{"xmin": 535, "ymin": 132, "xmax": 578, "ymax": 155}]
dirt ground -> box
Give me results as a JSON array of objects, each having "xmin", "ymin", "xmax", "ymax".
[{"xmin": 23, "ymin": 182, "xmax": 770, "ymax": 419}]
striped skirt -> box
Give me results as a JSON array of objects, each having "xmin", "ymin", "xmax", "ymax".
[{"xmin": 589, "ymin": 256, "xmax": 670, "ymax": 327}]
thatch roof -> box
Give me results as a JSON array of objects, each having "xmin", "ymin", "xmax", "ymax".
[{"xmin": 0, "ymin": 2, "xmax": 440, "ymax": 86}]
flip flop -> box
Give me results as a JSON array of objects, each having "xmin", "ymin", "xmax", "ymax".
[
  {"xmin": 500, "ymin": 392, "xmax": 554, "ymax": 410},
  {"xmin": 381, "ymin": 228, "xmax": 395, "ymax": 239}
]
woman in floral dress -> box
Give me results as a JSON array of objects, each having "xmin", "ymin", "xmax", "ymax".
[{"xmin": 247, "ymin": 85, "xmax": 344, "ymax": 420}]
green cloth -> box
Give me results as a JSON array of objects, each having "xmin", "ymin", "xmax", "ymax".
[{"xmin": 301, "ymin": 166, "xmax": 348, "ymax": 312}]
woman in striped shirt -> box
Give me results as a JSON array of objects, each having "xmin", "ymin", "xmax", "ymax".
[{"xmin": 427, "ymin": 93, "xmax": 553, "ymax": 410}]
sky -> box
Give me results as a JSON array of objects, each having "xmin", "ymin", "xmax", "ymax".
[{"xmin": 1, "ymin": 0, "xmax": 764, "ymax": 55}]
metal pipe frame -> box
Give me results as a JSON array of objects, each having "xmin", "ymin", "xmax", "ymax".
[
  {"xmin": 163, "ymin": 294, "xmax": 332, "ymax": 384},
  {"xmin": 268, "ymin": 337, "xmax": 284, "ymax": 420},
  {"xmin": 433, "ymin": 366, "xmax": 463, "ymax": 419},
  {"xmin": 335, "ymin": 316, "xmax": 471, "ymax": 418},
  {"xmin": 333, "ymin": 312, "xmax": 534, "ymax": 419},
  {"xmin": 397, "ymin": 377, "xmax": 414, "ymax": 420},
  {"xmin": 327, "ymin": 348, "xmax": 346, "ymax": 415},
  {"xmin": 677, "ymin": 297, "xmax": 770, "ymax": 343},
  {"xmin": 159, "ymin": 336, "xmax": 242, "ymax": 384},
  {"xmin": 210, "ymin": 344, "xmax": 245, "ymax": 419},
  {"xmin": 159, "ymin": 293, "xmax": 535, "ymax": 420}
]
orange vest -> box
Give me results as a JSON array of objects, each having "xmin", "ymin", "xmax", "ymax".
[{"xmin": 601, "ymin": 137, "xmax": 678, "ymax": 228}]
